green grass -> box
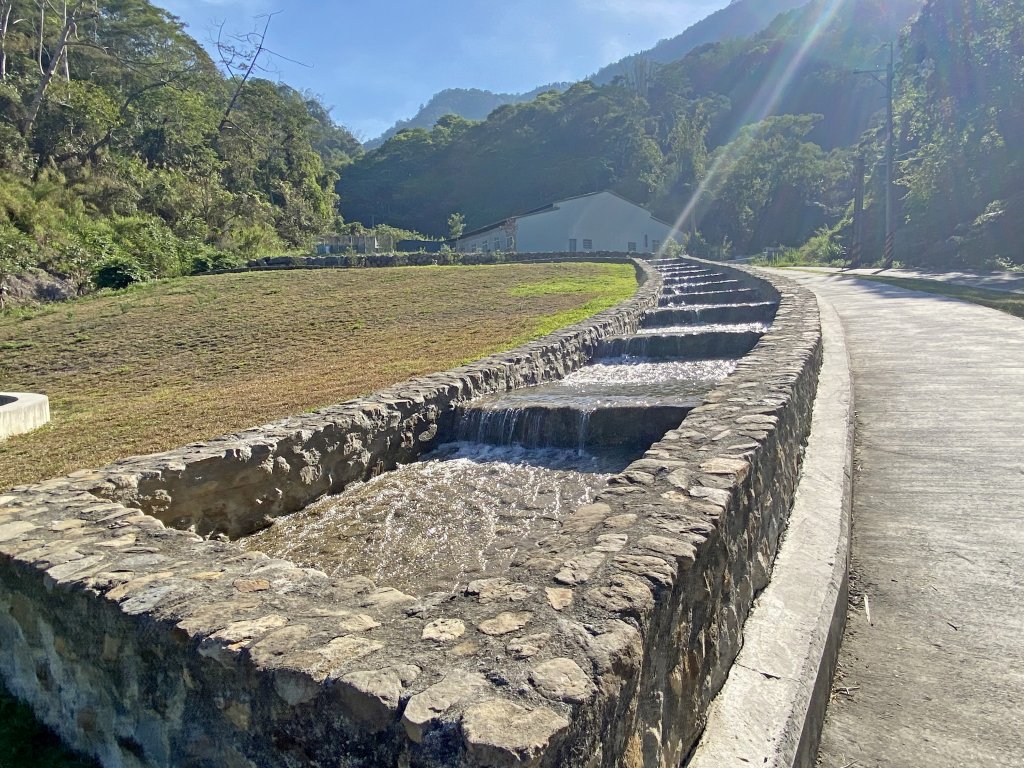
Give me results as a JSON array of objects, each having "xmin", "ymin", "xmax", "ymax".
[
  {"xmin": 0, "ymin": 261, "xmax": 635, "ymax": 491},
  {"xmin": 839, "ymin": 274, "xmax": 1024, "ymax": 321}
]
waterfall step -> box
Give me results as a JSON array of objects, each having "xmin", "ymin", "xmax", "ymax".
[
  {"xmin": 643, "ymin": 303, "xmax": 779, "ymax": 327},
  {"xmin": 663, "ymin": 279, "xmax": 743, "ymax": 292},
  {"xmin": 660, "ymin": 270, "xmax": 718, "ymax": 280},
  {"xmin": 459, "ymin": 400, "xmax": 696, "ymax": 450},
  {"xmin": 658, "ymin": 289, "xmax": 763, "ymax": 306},
  {"xmin": 598, "ymin": 330, "xmax": 763, "ymax": 360}
]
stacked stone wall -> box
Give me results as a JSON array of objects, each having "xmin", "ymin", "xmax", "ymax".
[{"xmin": 0, "ymin": 258, "xmax": 819, "ymax": 768}]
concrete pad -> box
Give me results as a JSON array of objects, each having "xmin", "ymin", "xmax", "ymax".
[
  {"xmin": 688, "ymin": 293, "xmax": 854, "ymax": 768},
  {"xmin": 0, "ymin": 392, "xmax": 50, "ymax": 441}
]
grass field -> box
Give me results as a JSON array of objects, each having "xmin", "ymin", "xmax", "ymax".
[
  {"xmin": 0, "ymin": 260, "xmax": 635, "ymax": 765},
  {"xmin": 0, "ymin": 262, "xmax": 636, "ymax": 491}
]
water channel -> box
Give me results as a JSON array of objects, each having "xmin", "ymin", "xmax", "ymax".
[{"xmin": 240, "ymin": 262, "xmax": 776, "ymax": 595}]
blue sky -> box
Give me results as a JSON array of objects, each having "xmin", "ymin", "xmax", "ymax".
[{"xmin": 155, "ymin": 0, "xmax": 729, "ymax": 140}]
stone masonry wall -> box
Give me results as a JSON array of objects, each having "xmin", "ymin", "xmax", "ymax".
[{"xmin": 0, "ymin": 258, "xmax": 819, "ymax": 768}]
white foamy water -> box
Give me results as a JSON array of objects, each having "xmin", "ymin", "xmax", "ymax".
[
  {"xmin": 636, "ymin": 323, "xmax": 768, "ymax": 336},
  {"xmin": 554, "ymin": 357, "xmax": 738, "ymax": 399},
  {"xmin": 240, "ymin": 444, "xmax": 628, "ymax": 595}
]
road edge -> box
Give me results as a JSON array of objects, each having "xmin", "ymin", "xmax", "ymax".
[{"xmin": 687, "ymin": 289, "xmax": 854, "ymax": 767}]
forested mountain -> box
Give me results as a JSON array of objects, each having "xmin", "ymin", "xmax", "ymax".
[
  {"xmin": 364, "ymin": 84, "xmax": 570, "ymax": 149},
  {"xmin": 366, "ymin": 0, "xmax": 809, "ymax": 151},
  {"xmin": 0, "ymin": 0, "xmax": 362, "ymax": 288},
  {"xmin": 338, "ymin": 0, "xmax": 923, "ymax": 257},
  {"xmin": 588, "ymin": 0, "xmax": 811, "ymax": 85},
  {"xmin": 892, "ymin": 0, "xmax": 1024, "ymax": 266}
]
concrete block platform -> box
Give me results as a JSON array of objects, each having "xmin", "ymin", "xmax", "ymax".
[{"xmin": 0, "ymin": 392, "xmax": 50, "ymax": 441}]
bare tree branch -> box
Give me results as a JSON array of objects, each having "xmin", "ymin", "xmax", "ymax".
[
  {"xmin": 217, "ymin": 12, "xmax": 278, "ymax": 134},
  {"xmin": 0, "ymin": 0, "xmax": 13, "ymax": 80},
  {"xmin": 21, "ymin": 0, "xmax": 95, "ymax": 139}
]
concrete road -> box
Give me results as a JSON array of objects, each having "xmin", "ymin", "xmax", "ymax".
[
  {"xmin": 792, "ymin": 267, "xmax": 1024, "ymax": 294},
  {"xmin": 782, "ymin": 272, "xmax": 1024, "ymax": 768}
]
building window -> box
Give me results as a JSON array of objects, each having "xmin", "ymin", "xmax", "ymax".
[
  {"xmin": 627, "ymin": 242, "xmax": 637, "ymax": 253},
  {"xmin": 506, "ymin": 236, "xmax": 514, "ymax": 250},
  {"xmin": 582, "ymin": 239, "xmax": 593, "ymax": 251},
  {"xmin": 494, "ymin": 237, "xmax": 501, "ymax": 251},
  {"xmin": 569, "ymin": 239, "xmax": 577, "ymax": 253},
  {"xmin": 644, "ymin": 234, "xmax": 649, "ymax": 250}
]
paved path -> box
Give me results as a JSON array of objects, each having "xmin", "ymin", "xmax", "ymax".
[
  {"xmin": 793, "ymin": 266, "xmax": 1024, "ymax": 294},
  {"xmin": 780, "ymin": 272, "xmax": 1024, "ymax": 768}
]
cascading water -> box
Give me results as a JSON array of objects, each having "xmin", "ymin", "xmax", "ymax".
[
  {"xmin": 239, "ymin": 260, "xmax": 775, "ymax": 598},
  {"xmin": 240, "ymin": 444, "xmax": 629, "ymax": 595}
]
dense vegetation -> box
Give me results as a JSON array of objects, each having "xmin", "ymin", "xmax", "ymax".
[
  {"xmin": 892, "ymin": 0, "xmax": 1024, "ymax": 266},
  {"xmin": 0, "ymin": 0, "xmax": 362, "ymax": 290},
  {"xmin": 588, "ymin": 0, "xmax": 811, "ymax": 85},
  {"xmin": 1, "ymin": 0, "xmax": 1021, "ymax": 296},
  {"xmin": 339, "ymin": 0, "xmax": 921, "ymax": 257}
]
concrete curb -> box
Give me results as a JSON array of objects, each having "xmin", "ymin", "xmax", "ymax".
[
  {"xmin": 0, "ymin": 392, "xmax": 50, "ymax": 441},
  {"xmin": 687, "ymin": 290, "xmax": 854, "ymax": 768}
]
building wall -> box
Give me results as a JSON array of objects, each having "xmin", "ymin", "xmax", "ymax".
[
  {"xmin": 517, "ymin": 192, "xmax": 677, "ymax": 254},
  {"xmin": 458, "ymin": 193, "xmax": 679, "ymax": 254},
  {"xmin": 458, "ymin": 226, "xmax": 513, "ymax": 254}
]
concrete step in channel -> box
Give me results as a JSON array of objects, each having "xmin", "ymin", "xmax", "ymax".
[
  {"xmin": 659, "ymin": 270, "xmax": 716, "ymax": 282},
  {"xmin": 663, "ymin": 279, "xmax": 743, "ymax": 293},
  {"xmin": 643, "ymin": 303, "xmax": 779, "ymax": 328},
  {"xmin": 457, "ymin": 400, "xmax": 696, "ymax": 451},
  {"xmin": 658, "ymin": 288, "xmax": 763, "ymax": 307},
  {"xmin": 598, "ymin": 330, "xmax": 764, "ymax": 360}
]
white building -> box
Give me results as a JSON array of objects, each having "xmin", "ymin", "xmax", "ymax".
[{"xmin": 455, "ymin": 191, "xmax": 680, "ymax": 255}]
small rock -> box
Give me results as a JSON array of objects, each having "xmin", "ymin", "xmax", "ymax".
[
  {"xmin": 507, "ymin": 633, "xmax": 551, "ymax": 660},
  {"xmin": 529, "ymin": 657, "xmax": 595, "ymax": 704},
  {"xmin": 233, "ymin": 578, "xmax": 271, "ymax": 593},
  {"xmin": 699, "ymin": 457, "xmax": 750, "ymax": 482},
  {"xmin": 545, "ymin": 587, "xmax": 574, "ymax": 611},
  {"xmin": 478, "ymin": 612, "xmax": 532, "ymax": 636},
  {"xmin": 338, "ymin": 613, "xmax": 381, "ymax": 633},
  {"xmin": 336, "ymin": 666, "xmax": 418, "ymax": 730},
  {"xmin": 462, "ymin": 699, "xmax": 570, "ymax": 766},
  {"xmin": 603, "ymin": 514, "xmax": 637, "ymax": 530},
  {"xmin": 422, "ymin": 618, "xmax": 466, "ymax": 643},
  {"xmin": 467, "ymin": 578, "xmax": 534, "ymax": 604},
  {"xmin": 638, "ymin": 535, "xmax": 697, "ymax": 565},
  {"xmin": 403, "ymin": 671, "xmax": 488, "ymax": 743},
  {"xmin": 594, "ymin": 534, "xmax": 627, "ymax": 553},
  {"xmin": 554, "ymin": 552, "xmax": 605, "ymax": 585},
  {"xmin": 561, "ymin": 503, "xmax": 611, "ymax": 533}
]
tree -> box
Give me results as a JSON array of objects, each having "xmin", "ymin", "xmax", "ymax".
[{"xmin": 447, "ymin": 212, "xmax": 465, "ymax": 240}]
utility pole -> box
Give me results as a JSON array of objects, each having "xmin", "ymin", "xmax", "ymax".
[
  {"xmin": 853, "ymin": 42, "xmax": 896, "ymax": 268},
  {"xmin": 884, "ymin": 42, "xmax": 895, "ymax": 268}
]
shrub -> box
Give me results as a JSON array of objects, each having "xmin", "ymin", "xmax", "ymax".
[{"xmin": 92, "ymin": 256, "xmax": 150, "ymax": 290}]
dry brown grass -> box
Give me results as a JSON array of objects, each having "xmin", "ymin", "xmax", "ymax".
[{"xmin": 0, "ymin": 262, "xmax": 636, "ymax": 490}]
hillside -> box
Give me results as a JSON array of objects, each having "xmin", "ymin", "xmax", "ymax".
[
  {"xmin": 338, "ymin": 0, "xmax": 924, "ymax": 255},
  {"xmin": 589, "ymin": 0, "xmax": 811, "ymax": 84},
  {"xmin": 0, "ymin": 0, "xmax": 363, "ymax": 291},
  {"xmin": 365, "ymin": 0, "xmax": 808, "ymax": 149},
  {"xmin": 364, "ymin": 84, "xmax": 570, "ymax": 149}
]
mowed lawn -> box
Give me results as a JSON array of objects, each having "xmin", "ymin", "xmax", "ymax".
[{"xmin": 0, "ymin": 262, "xmax": 636, "ymax": 491}]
